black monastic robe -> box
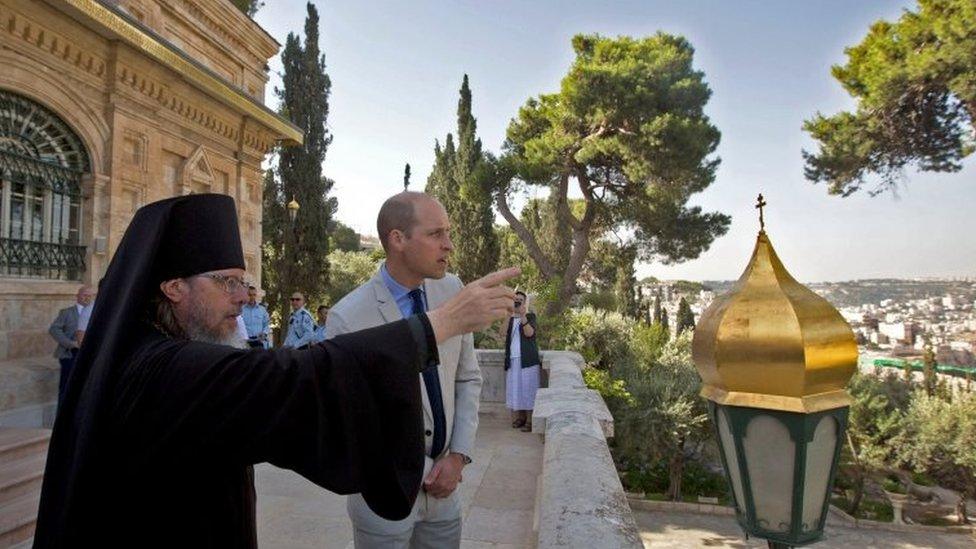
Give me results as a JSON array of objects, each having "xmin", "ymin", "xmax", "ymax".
[{"xmin": 38, "ymin": 319, "xmax": 428, "ymax": 548}]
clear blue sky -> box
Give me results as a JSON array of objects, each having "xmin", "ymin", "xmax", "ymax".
[{"xmin": 255, "ymin": 0, "xmax": 975, "ymax": 283}]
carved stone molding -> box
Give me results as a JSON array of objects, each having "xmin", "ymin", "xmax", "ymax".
[{"xmin": 0, "ymin": 3, "xmax": 107, "ymax": 82}]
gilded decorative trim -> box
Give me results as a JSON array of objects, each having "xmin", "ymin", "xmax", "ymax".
[
  {"xmin": 58, "ymin": 0, "xmax": 302, "ymax": 146},
  {"xmin": 699, "ymin": 386, "xmax": 852, "ymax": 414}
]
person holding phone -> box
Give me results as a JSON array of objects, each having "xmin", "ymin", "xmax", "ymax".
[{"xmin": 505, "ymin": 291, "xmax": 541, "ymax": 432}]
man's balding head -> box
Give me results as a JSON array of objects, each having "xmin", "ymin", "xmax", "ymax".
[
  {"xmin": 376, "ymin": 192, "xmax": 437, "ymax": 251},
  {"xmin": 377, "ymin": 192, "xmax": 452, "ymax": 287},
  {"xmin": 76, "ymin": 286, "xmax": 95, "ymax": 306}
]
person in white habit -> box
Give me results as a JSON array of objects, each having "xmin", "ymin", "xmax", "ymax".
[{"xmin": 504, "ymin": 291, "xmax": 541, "ymax": 432}]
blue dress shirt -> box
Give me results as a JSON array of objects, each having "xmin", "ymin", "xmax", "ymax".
[
  {"xmin": 312, "ymin": 323, "xmax": 327, "ymax": 344},
  {"xmin": 380, "ymin": 263, "xmax": 427, "ymax": 317},
  {"xmin": 241, "ymin": 303, "xmax": 270, "ymax": 347},
  {"xmin": 381, "ymin": 264, "xmax": 445, "ymax": 458}
]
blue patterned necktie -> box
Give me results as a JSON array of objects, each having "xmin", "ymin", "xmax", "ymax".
[{"xmin": 409, "ymin": 288, "xmax": 446, "ymax": 458}]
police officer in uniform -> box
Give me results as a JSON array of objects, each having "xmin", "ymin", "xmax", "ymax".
[
  {"xmin": 242, "ymin": 286, "xmax": 271, "ymax": 348},
  {"xmin": 284, "ymin": 292, "xmax": 315, "ymax": 349}
]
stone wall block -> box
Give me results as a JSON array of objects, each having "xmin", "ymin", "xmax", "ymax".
[
  {"xmin": 533, "ymin": 387, "xmax": 614, "ymax": 438},
  {"xmin": 537, "ymin": 409, "xmax": 641, "ymax": 548}
]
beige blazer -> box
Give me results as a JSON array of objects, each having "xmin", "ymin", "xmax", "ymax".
[{"xmin": 325, "ymin": 266, "xmax": 482, "ymax": 462}]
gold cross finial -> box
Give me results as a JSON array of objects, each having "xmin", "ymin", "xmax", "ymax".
[{"xmin": 756, "ymin": 193, "xmax": 767, "ymax": 232}]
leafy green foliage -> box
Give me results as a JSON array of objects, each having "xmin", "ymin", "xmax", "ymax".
[
  {"xmin": 559, "ymin": 307, "xmax": 706, "ymax": 501},
  {"xmin": 848, "ymin": 371, "xmax": 909, "ymax": 470},
  {"xmin": 676, "ymin": 297, "xmax": 695, "ymax": 334},
  {"xmin": 896, "ymin": 390, "xmax": 976, "ymax": 523},
  {"xmin": 803, "ymin": 0, "xmax": 975, "ymax": 196},
  {"xmin": 329, "ymin": 221, "xmax": 361, "ymax": 253},
  {"xmin": 263, "ymin": 3, "xmax": 335, "ymax": 319},
  {"xmin": 922, "ymin": 334, "xmax": 938, "ymax": 396},
  {"xmin": 623, "ymin": 460, "xmax": 728, "ymax": 502},
  {"xmin": 550, "ymin": 306, "xmax": 636, "ymax": 370},
  {"xmin": 583, "ymin": 368, "xmax": 633, "ymax": 408},
  {"xmin": 496, "ymin": 33, "xmax": 729, "ymax": 313},
  {"xmin": 230, "ymin": 0, "xmax": 263, "ymax": 17},
  {"xmin": 579, "ymin": 289, "xmax": 617, "ymax": 312},
  {"xmin": 323, "ymin": 250, "xmax": 379, "ymax": 307},
  {"xmin": 426, "ymin": 75, "xmax": 499, "ymax": 283},
  {"xmin": 613, "ymin": 332, "xmax": 710, "ymax": 501},
  {"xmin": 615, "ymin": 246, "xmax": 639, "ymax": 320}
]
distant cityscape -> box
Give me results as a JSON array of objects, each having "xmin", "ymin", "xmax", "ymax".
[{"xmin": 638, "ymin": 277, "xmax": 976, "ymax": 368}]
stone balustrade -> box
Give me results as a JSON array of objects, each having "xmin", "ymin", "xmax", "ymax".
[{"xmin": 475, "ymin": 349, "xmax": 641, "ymax": 548}]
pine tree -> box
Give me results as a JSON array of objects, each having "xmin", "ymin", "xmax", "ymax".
[
  {"xmin": 426, "ymin": 75, "xmax": 499, "ymax": 283},
  {"xmin": 263, "ymin": 2, "xmax": 335, "ymax": 320},
  {"xmin": 676, "ymin": 297, "xmax": 696, "ymax": 334}
]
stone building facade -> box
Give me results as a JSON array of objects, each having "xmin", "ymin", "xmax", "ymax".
[{"xmin": 0, "ymin": 0, "xmax": 300, "ymax": 425}]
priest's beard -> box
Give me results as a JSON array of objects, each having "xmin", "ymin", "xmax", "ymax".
[{"xmin": 183, "ymin": 297, "xmax": 247, "ymax": 349}]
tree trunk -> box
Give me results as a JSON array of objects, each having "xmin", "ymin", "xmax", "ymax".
[
  {"xmin": 667, "ymin": 452, "xmax": 684, "ymax": 502},
  {"xmin": 849, "ymin": 467, "xmax": 865, "ymax": 517},
  {"xmin": 956, "ymin": 497, "xmax": 969, "ymax": 525},
  {"xmin": 846, "ymin": 431, "xmax": 864, "ymax": 517}
]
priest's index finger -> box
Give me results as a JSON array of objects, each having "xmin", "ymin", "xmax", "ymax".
[{"xmin": 472, "ymin": 267, "xmax": 521, "ymax": 288}]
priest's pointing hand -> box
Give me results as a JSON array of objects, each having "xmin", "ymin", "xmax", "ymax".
[{"xmin": 426, "ymin": 267, "xmax": 520, "ymax": 343}]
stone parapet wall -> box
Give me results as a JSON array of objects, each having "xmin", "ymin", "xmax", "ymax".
[
  {"xmin": 475, "ymin": 349, "xmax": 505, "ymax": 403},
  {"xmin": 474, "ymin": 349, "xmax": 641, "ymax": 548}
]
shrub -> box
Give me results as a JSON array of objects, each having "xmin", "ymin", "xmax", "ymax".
[{"xmin": 550, "ymin": 307, "xmax": 636, "ymax": 370}]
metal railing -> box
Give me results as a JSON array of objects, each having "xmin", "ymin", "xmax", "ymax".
[{"xmin": 0, "ymin": 238, "xmax": 86, "ymax": 280}]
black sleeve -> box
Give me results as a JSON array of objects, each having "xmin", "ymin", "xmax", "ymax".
[{"xmin": 114, "ymin": 316, "xmax": 435, "ymax": 521}]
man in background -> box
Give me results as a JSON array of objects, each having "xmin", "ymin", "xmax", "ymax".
[
  {"xmin": 48, "ymin": 285, "xmax": 94, "ymax": 406},
  {"xmin": 242, "ymin": 285, "xmax": 270, "ymax": 348},
  {"xmin": 327, "ymin": 191, "xmax": 482, "ymax": 548},
  {"xmin": 283, "ymin": 292, "xmax": 315, "ymax": 349},
  {"xmin": 313, "ymin": 305, "xmax": 330, "ymax": 344}
]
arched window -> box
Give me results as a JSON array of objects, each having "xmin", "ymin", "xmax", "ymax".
[{"xmin": 0, "ymin": 90, "xmax": 89, "ymax": 280}]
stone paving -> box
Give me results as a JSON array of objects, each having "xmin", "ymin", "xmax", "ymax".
[
  {"xmin": 255, "ymin": 403, "xmax": 542, "ymax": 548},
  {"xmin": 635, "ymin": 509, "xmax": 976, "ymax": 548}
]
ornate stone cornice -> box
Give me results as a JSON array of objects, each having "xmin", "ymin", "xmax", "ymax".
[
  {"xmin": 0, "ymin": 3, "xmax": 107, "ymax": 82},
  {"xmin": 49, "ymin": 0, "xmax": 302, "ymax": 146},
  {"xmin": 159, "ymin": 0, "xmax": 277, "ymax": 68}
]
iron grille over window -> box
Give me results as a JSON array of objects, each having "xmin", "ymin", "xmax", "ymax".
[{"xmin": 0, "ymin": 90, "xmax": 89, "ymax": 280}]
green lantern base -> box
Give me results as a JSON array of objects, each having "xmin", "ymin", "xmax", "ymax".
[{"xmin": 709, "ymin": 401, "xmax": 849, "ymax": 547}]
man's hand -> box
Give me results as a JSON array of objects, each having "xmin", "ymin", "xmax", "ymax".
[
  {"xmin": 427, "ymin": 267, "xmax": 519, "ymax": 343},
  {"xmin": 423, "ymin": 453, "xmax": 465, "ymax": 498}
]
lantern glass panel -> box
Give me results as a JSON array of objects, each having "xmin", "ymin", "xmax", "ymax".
[
  {"xmin": 744, "ymin": 415, "xmax": 794, "ymax": 532},
  {"xmin": 801, "ymin": 416, "xmax": 838, "ymax": 531},
  {"xmin": 716, "ymin": 408, "xmax": 745, "ymax": 508}
]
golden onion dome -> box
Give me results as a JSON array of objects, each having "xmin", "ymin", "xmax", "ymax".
[{"xmin": 692, "ymin": 200, "xmax": 857, "ymax": 413}]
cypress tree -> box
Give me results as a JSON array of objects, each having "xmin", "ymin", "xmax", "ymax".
[
  {"xmin": 676, "ymin": 297, "xmax": 696, "ymax": 334},
  {"xmin": 922, "ymin": 334, "xmax": 938, "ymax": 397},
  {"xmin": 403, "ymin": 163, "xmax": 411, "ymax": 191},
  {"xmin": 653, "ymin": 293, "xmax": 663, "ymax": 325},
  {"xmin": 661, "ymin": 309, "xmax": 670, "ymax": 338},
  {"xmin": 615, "ymin": 246, "xmax": 638, "ymax": 319},
  {"xmin": 426, "ymin": 75, "xmax": 499, "ymax": 283},
  {"xmin": 263, "ymin": 2, "xmax": 334, "ymax": 320}
]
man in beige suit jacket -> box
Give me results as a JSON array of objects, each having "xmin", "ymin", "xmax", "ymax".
[{"xmin": 327, "ymin": 192, "xmax": 482, "ymax": 548}]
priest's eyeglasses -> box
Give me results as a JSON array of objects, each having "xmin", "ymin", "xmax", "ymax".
[{"xmin": 195, "ymin": 273, "xmax": 250, "ymax": 294}]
